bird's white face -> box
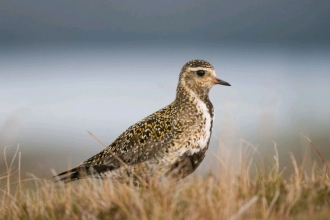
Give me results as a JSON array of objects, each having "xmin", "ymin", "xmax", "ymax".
[
  {"xmin": 181, "ymin": 67, "xmax": 230, "ymax": 95},
  {"xmin": 185, "ymin": 67, "xmax": 217, "ymax": 88}
]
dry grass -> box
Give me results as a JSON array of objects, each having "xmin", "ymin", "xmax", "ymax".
[{"xmin": 1, "ymin": 139, "xmax": 330, "ymax": 220}]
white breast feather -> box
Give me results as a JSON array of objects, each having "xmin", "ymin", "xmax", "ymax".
[{"xmin": 178, "ymin": 87, "xmax": 213, "ymax": 156}]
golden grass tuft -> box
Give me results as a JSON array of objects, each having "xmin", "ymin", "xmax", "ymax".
[{"xmin": 1, "ymin": 139, "xmax": 330, "ymax": 220}]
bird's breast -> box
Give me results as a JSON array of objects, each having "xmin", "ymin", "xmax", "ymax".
[
  {"xmin": 194, "ymin": 97, "xmax": 213, "ymax": 151},
  {"xmin": 179, "ymin": 96, "xmax": 214, "ymax": 156}
]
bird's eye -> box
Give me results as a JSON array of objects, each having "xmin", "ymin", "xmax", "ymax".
[{"xmin": 196, "ymin": 70, "xmax": 205, "ymax": 77}]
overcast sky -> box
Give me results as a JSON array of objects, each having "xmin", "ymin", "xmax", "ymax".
[{"xmin": 1, "ymin": 0, "xmax": 330, "ymax": 44}]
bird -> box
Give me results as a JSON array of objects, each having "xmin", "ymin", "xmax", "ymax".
[{"xmin": 53, "ymin": 59, "xmax": 231, "ymax": 183}]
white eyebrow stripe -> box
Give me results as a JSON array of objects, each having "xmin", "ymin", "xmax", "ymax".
[{"xmin": 187, "ymin": 67, "xmax": 213, "ymax": 71}]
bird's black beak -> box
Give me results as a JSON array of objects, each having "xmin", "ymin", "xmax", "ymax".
[{"xmin": 214, "ymin": 77, "xmax": 231, "ymax": 86}]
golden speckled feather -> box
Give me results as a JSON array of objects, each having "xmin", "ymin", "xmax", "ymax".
[{"xmin": 54, "ymin": 59, "xmax": 231, "ymax": 183}]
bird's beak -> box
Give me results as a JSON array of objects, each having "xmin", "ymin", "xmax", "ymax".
[{"xmin": 213, "ymin": 77, "xmax": 231, "ymax": 86}]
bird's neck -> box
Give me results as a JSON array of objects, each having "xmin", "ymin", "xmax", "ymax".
[
  {"xmin": 175, "ymin": 82, "xmax": 214, "ymax": 118},
  {"xmin": 175, "ymin": 82, "xmax": 211, "ymax": 106}
]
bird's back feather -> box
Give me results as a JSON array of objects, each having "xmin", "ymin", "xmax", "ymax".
[{"xmin": 53, "ymin": 103, "xmax": 183, "ymax": 182}]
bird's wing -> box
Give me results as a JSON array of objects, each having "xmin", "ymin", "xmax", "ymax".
[{"xmin": 54, "ymin": 104, "xmax": 182, "ymax": 182}]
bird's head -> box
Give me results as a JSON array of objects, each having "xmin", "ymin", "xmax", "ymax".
[{"xmin": 178, "ymin": 60, "xmax": 230, "ymax": 99}]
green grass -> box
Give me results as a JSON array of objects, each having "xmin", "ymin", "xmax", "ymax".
[{"xmin": 1, "ymin": 140, "xmax": 330, "ymax": 220}]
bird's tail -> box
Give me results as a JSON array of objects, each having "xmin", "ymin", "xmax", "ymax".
[{"xmin": 52, "ymin": 166, "xmax": 90, "ymax": 183}]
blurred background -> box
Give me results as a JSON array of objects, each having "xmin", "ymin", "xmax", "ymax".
[{"xmin": 0, "ymin": 0, "xmax": 330, "ymax": 179}]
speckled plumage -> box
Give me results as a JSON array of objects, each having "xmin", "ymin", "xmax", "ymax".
[{"xmin": 54, "ymin": 59, "xmax": 230, "ymax": 183}]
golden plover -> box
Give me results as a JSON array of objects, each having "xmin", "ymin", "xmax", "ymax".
[{"xmin": 54, "ymin": 59, "xmax": 230, "ymax": 183}]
